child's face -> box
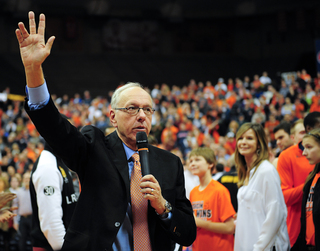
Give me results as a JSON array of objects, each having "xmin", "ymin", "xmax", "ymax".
[{"xmin": 188, "ymin": 155, "xmax": 213, "ymax": 177}]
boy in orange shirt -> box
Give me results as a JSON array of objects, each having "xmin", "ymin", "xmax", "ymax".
[{"xmin": 189, "ymin": 147, "xmax": 235, "ymax": 251}]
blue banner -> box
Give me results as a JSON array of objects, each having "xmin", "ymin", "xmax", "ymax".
[{"xmin": 316, "ymin": 39, "xmax": 320, "ymax": 73}]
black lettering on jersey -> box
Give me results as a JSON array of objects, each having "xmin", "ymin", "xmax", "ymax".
[
  {"xmin": 44, "ymin": 186, "xmax": 55, "ymax": 196},
  {"xmin": 192, "ymin": 201, "xmax": 203, "ymax": 209},
  {"xmin": 196, "ymin": 209, "xmax": 212, "ymax": 219}
]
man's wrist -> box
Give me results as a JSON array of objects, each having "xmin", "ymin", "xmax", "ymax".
[
  {"xmin": 155, "ymin": 200, "xmax": 172, "ymax": 217},
  {"xmin": 25, "ymin": 65, "xmax": 45, "ymax": 88}
]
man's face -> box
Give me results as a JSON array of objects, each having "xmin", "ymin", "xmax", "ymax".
[
  {"xmin": 274, "ymin": 129, "xmax": 293, "ymax": 151},
  {"xmin": 110, "ymin": 87, "xmax": 153, "ymax": 150},
  {"xmin": 292, "ymin": 123, "xmax": 306, "ymax": 144}
]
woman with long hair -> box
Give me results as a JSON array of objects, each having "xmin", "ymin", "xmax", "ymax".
[
  {"xmin": 293, "ymin": 128, "xmax": 320, "ymax": 251},
  {"xmin": 234, "ymin": 123, "xmax": 290, "ymax": 250}
]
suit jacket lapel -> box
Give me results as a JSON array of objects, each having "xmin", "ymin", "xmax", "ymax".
[{"xmin": 106, "ymin": 131, "xmax": 131, "ymax": 202}]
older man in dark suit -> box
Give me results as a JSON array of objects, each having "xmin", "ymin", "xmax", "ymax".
[{"xmin": 16, "ymin": 11, "xmax": 196, "ymax": 251}]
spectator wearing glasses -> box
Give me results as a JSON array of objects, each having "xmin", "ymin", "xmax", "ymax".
[{"xmin": 16, "ymin": 11, "xmax": 196, "ymax": 251}]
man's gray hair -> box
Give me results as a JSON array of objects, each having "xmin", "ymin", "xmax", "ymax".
[{"xmin": 110, "ymin": 82, "xmax": 143, "ymax": 109}]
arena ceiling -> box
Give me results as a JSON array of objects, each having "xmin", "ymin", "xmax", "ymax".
[{"xmin": 3, "ymin": 0, "xmax": 320, "ymax": 19}]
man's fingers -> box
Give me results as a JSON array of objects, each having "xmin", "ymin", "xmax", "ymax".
[
  {"xmin": 38, "ymin": 13, "xmax": 46, "ymax": 36},
  {"xmin": 0, "ymin": 192, "xmax": 16, "ymax": 200},
  {"xmin": 0, "ymin": 192, "xmax": 17, "ymax": 199},
  {"xmin": 15, "ymin": 28, "xmax": 21, "ymax": 41},
  {"xmin": 46, "ymin": 36, "xmax": 56, "ymax": 51},
  {"xmin": 17, "ymin": 22, "xmax": 29, "ymax": 40},
  {"xmin": 29, "ymin": 11, "xmax": 36, "ymax": 35},
  {"xmin": 5, "ymin": 194, "xmax": 17, "ymax": 202}
]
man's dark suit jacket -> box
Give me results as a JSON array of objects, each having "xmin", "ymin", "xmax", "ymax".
[{"xmin": 26, "ymin": 98, "xmax": 196, "ymax": 251}]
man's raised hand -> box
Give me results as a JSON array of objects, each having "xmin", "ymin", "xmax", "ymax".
[
  {"xmin": 15, "ymin": 11, "xmax": 55, "ymax": 87},
  {"xmin": 15, "ymin": 11, "xmax": 55, "ymax": 70}
]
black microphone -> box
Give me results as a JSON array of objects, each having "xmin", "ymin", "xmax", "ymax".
[{"xmin": 136, "ymin": 131, "xmax": 150, "ymax": 176}]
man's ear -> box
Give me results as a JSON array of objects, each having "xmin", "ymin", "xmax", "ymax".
[
  {"xmin": 290, "ymin": 134, "xmax": 294, "ymax": 141},
  {"xmin": 109, "ymin": 110, "xmax": 118, "ymax": 128},
  {"xmin": 305, "ymin": 125, "xmax": 312, "ymax": 134}
]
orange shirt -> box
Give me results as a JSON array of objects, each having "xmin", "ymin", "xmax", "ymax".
[
  {"xmin": 160, "ymin": 125, "xmax": 179, "ymax": 144},
  {"xmin": 277, "ymin": 144, "xmax": 315, "ymax": 246},
  {"xmin": 314, "ymin": 78, "xmax": 320, "ymax": 89},
  {"xmin": 226, "ymin": 95, "xmax": 236, "ymax": 108},
  {"xmin": 212, "ymin": 130, "xmax": 220, "ymax": 144},
  {"xmin": 26, "ymin": 121, "xmax": 36, "ymax": 135},
  {"xmin": 26, "ymin": 148, "xmax": 38, "ymax": 163},
  {"xmin": 311, "ymin": 95, "xmax": 320, "ymax": 104},
  {"xmin": 310, "ymin": 103, "xmax": 320, "ymax": 113},
  {"xmin": 305, "ymin": 173, "xmax": 320, "ymax": 246},
  {"xmin": 196, "ymin": 132, "xmax": 205, "ymax": 147},
  {"xmin": 216, "ymin": 99, "xmax": 223, "ymax": 108},
  {"xmin": 300, "ymin": 73, "xmax": 311, "ymax": 82},
  {"xmin": 295, "ymin": 103, "xmax": 305, "ymax": 119},
  {"xmin": 264, "ymin": 120, "xmax": 280, "ymax": 141},
  {"xmin": 253, "ymin": 80, "xmax": 262, "ymax": 90},
  {"xmin": 185, "ymin": 121, "xmax": 193, "ymax": 131},
  {"xmin": 190, "ymin": 179, "xmax": 235, "ymax": 251},
  {"xmin": 71, "ymin": 114, "xmax": 82, "ymax": 128},
  {"xmin": 177, "ymin": 107, "xmax": 183, "ymax": 120},
  {"xmin": 224, "ymin": 140, "xmax": 236, "ymax": 155}
]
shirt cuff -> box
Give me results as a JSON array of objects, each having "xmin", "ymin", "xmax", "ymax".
[
  {"xmin": 159, "ymin": 212, "xmax": 172, "ymax": 221},
  {"xmin": 26, "ymin": 81, "xmax": 50, "ymax": 110}
]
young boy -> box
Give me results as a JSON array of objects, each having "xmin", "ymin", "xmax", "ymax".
[{"xmin": 189, "ymin": 147, "xmax": 235, "ymax": 251}]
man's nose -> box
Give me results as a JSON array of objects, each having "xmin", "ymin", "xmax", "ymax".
[{"xmin": 137, "ymin": 108, "xmax": 147, "ymax": 118}]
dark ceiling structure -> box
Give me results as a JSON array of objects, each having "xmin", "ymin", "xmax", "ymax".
[
  {"xmin": 2, "ymin": 0, "xmax": 320, "ymax": 18},
  {"xmin": 1, "ymin": 0, "xmax": 320, "ymax": 96}
]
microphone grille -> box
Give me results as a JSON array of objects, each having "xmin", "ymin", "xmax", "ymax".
[{"xmin": 136, "ymin": 131, "xmax": 148, "ymax": 148}]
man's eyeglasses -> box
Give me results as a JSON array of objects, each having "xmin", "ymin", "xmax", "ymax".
[{"xmin": 115, "ymin": 106, "xmax": 155, "ymax": 116}]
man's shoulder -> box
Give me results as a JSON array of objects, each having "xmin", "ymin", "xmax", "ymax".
[
  {"xmin": 149, "ymin": 145, "xmax": 179, "ymax": 159},
  {"xmin": 279, "ymin": 144, "xmax": 300, "ymax": 157},
  {"xmin": 80, "ymin": 125, "xmax": 112, "ymax": 145},
  {"xmin": 81, "ymin": 124, "xmax": 105, "ymax": 135}
]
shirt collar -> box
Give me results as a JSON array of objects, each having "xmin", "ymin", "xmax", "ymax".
[
  {"xmin": 298, "ymin": 141, "xmax": 304, "ymax": 151},
  {"xmin": 122, "ymin": 143, "xmax": 137, "ymax": 162}
]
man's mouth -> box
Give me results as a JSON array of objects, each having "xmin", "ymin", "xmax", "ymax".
[{"xmin": 134, "ymin": 127, "xmax": 146, "ymax": 131}]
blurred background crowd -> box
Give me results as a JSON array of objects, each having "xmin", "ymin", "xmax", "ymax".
[
  {"xmin": 33, "ymin": 68, "xmax": 318, "ymax": 165},
  {"xmin": 0, "ymin": 67, "xmax": 319, "ymax": 250},
  {"xmin": 0, "ymin": 68, "xmax": 319, "ymax": 190}
]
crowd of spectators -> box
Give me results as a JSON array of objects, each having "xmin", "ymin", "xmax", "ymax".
[{"xmin": 0, "ymin": 68, "xmax": 319, "ymax": 249}]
